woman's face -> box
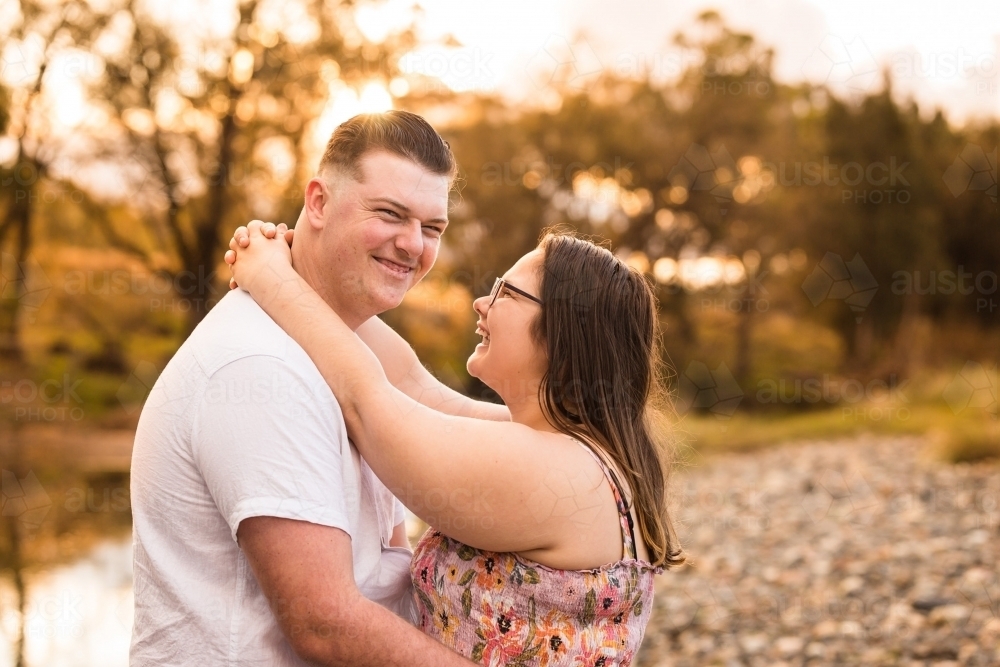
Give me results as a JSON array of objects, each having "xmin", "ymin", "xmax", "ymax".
[{"xmin": 467, "ymin": 249, "xmax": 548, "ymax": 400}]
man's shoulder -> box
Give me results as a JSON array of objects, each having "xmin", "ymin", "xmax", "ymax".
[
  {"xmin": 176, "ymin": 291, "xmax": 339, "ymax": 412},
  {"xmin": 185, "ymin": 290, "xmax": 295, "ymax": 376}
]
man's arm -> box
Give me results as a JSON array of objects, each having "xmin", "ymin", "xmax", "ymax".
[
  {"xmin": 238, "ymin": 517, "xmax": 475, "ymax": 667},
  {"xmin": 356, "ymin": 316, "xmax": 509, "ymax": 422}
]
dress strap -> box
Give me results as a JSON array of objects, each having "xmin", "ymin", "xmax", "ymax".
[{"xmin": 572, "ymin": 439, "xmax": 639, "ymax": 560}]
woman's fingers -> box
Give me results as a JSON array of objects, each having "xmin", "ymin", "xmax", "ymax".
[
  {"xmin": 261, "ymin": 222, "xmax": 277, "ymax": 238},
  {"xmin": 224, "ymin": 249, "xmax": 236, "ymax": 265},
  {"xmin": 284, "ymin": 228, "xmax": 295, "ymax": 246},
  {"xmin": 229, "ymin": 277, "xmax": 238, "ymax": 290},
  {"xmin": 234, "ymin": 225, "xmax": 249, "ymax": 247}
]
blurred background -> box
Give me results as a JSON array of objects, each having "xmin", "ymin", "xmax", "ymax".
[{"xmin": 0, "ymin": 0, "xmax": 997, "ymax": 665}]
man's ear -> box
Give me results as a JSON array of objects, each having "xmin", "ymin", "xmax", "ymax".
[{"xmin": 303, "ymin": 177, "xmax": 329, "ymax": 231}]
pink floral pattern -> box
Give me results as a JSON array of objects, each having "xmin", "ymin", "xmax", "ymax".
[{"xmin": 411, "ymin": 461, "xmax": 661, "ymax": 666}]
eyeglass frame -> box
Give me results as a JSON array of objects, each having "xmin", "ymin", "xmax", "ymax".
[{"xmin": 488, "ymin": 277, "xmax": 543, "ymax": 307}]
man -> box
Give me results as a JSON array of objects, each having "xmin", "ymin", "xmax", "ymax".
[{"xmin": 130, "ymin": 111, "xmax": 505, "ymax": 666}]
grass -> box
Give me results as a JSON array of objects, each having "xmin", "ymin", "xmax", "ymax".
[{"xmin": 675, "ymin": 401, "xmax": 999, "ymax": 463}]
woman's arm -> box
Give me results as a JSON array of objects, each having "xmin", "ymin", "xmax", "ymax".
[
  {"xmin": 228, "ymin": 223, "xmax": 509, "ymax": 423},
  {"xmin": 229, "ymin": 222, "xmax": 587, "ymax": 554},
  {"xmin": 355, "ymin": 316, "xmax": 510, "ymax": 422}
]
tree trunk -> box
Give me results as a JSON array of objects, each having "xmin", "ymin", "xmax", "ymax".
[
  {"xmin": 1, "ymin": 429, "xmax": 28, "ymax": 667},
  {"xmin": 0, "ymin": 173, "xmax": 34, "ymax": 363},
  {"xmin": 181, "ymin": 107, "xmax": 238, "ymax": 336},
  {"xmin": 733, "ymin": 300, "xmax": 754, "ymax": 396},
  {"xmin": 10, "ymin": 515, "xmax": 26, "ymax": 667}
]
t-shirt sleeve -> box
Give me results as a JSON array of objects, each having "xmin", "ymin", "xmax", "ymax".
[
  {"xmin": 192, "ymin": 354, "xmax": 350, "ymax": 543},
  {"xmin": 393, "ymin": 497, "xmax": 407, "ymax": 527}
]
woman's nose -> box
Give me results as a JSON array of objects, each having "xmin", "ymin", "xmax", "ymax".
[{"xmin": 473, "ymin": 295, "xmax": 489, "ymax": 316}]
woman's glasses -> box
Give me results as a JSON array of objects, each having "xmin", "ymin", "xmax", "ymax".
[{"xmin": 489, "ymin": 278, "xmax": 543, "ymax": 307}]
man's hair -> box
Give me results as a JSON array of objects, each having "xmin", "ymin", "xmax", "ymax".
[{"xmin": 319, "ymin": 110, "xmax": 457, "ymax": 184}]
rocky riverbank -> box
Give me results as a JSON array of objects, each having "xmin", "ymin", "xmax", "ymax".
[{"xmin": 638, "ymin": 437, "xmax": 1000, "ymax": 667}]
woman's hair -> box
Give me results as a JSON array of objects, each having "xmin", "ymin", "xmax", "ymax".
[{"xmin": 532, "ymin": 231, "xmax": 684, "ymax": 569}]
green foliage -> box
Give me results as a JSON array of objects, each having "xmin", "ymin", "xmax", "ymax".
[
  {"xmin": 932, "ymin": 420, "xmax": 1000, "ymax": 463},
  {"xmin": 2, "ymin": 11, "xmax": 997, "ymax": 429}
]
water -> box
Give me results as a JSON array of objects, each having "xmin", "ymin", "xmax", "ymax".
[{"xmin": 0, "ymin": 537, "xmax": 133, "ymax": 667}]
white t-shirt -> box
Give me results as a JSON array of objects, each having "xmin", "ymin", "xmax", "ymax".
[{"xmin": 130, "ymin": 290, "xmax": 414, "ymax": 667}]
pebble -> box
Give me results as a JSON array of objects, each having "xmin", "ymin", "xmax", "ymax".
[{"xmin": 637, "ymin": 437, "xmax": 999, "ymax": 666}]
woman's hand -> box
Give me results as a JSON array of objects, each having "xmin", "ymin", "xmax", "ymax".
[{"xmin": 224, "ymin": 220, "xmax": 295, "ymax": 299}]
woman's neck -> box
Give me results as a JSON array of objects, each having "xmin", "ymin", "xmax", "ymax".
[{"xmin": 503, "ymin": 392, "xmax": 560, "ymax": 433}]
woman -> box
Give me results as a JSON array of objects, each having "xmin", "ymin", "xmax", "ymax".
[{"xmin": 226, "ymin": 220, "xmax": 683, "ymax": 666}]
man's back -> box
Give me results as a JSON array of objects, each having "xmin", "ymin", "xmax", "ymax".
[{"xmin": 130, "ymin": 290, "xmax": 412, "ymax": 666}]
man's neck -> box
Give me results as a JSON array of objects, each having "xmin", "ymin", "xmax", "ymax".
[{"xmin": 291, "ymin": 242, "xmax": 369, "ymax": 332}]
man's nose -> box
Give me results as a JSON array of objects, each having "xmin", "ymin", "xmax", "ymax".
[{"xmin": 395, "ymin": 219, "xmax": 423, "ymax": 258}]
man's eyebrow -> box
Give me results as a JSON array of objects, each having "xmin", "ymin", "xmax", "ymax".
[{"xmin": 369, "ymin": 197, "xmax": 448, "ymax": 225}]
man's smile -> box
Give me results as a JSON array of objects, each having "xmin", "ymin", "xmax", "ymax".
[{"xmin": 374, "ymin": 256, "xmax": 416, "ymax": 278}]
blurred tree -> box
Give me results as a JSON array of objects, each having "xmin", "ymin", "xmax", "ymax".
[
  {"xmin": 86, "ymin": 0, "xmax": 417, "ymax": 334},
  {"xmin": 410, "ymin": 15, "xmax": 998, "ymax": 399},
  {"xmin": 0, "ymin": 0, "xmax": 110, "ymax": 362}
]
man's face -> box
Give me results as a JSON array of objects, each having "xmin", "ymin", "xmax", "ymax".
[{"xmin": 312, "ymin": 151, "xmax": 451, "ymax": 319}]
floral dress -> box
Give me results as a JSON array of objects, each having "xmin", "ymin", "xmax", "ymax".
[{"xmin": 410, "ymin": 443, "xmax": 662, "ymax": 666}]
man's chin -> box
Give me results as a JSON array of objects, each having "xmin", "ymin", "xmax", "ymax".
[{"xmin": 371, "ymin": 289, "xmax": 408, "ymax": 314}]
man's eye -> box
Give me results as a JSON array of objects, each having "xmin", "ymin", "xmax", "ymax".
[
  {"xmin": 423, "ymin": 226, "xmax": 443, "ymax": 237},
  {"xmin": 379, "ymin": 209, "xmax": 401, "ymax": 218}
]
